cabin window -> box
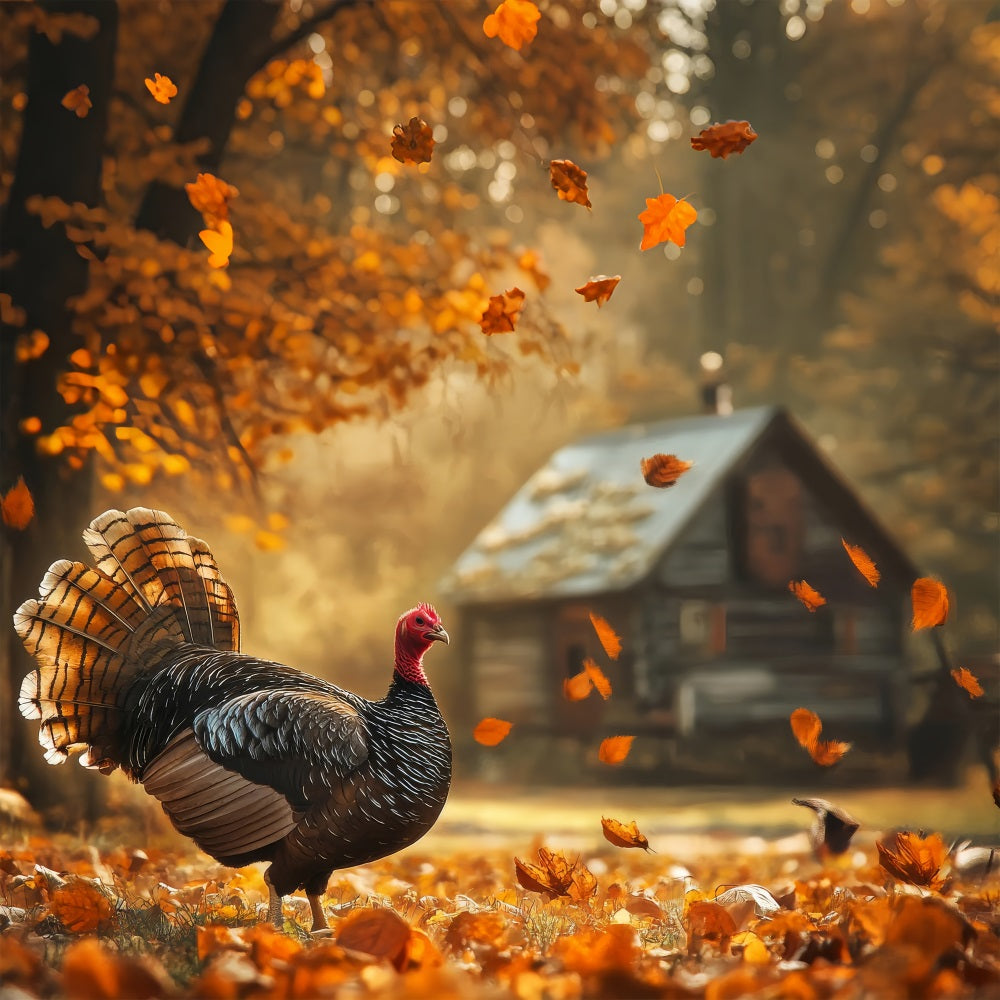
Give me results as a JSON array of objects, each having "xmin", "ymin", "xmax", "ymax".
[
  {"xmin": 679, "ymin": 600, "xmax": 727, "ymax": 655},
  {"xmin": 742, "ymin": 467, "xmax": 805, "ymax": 586}
]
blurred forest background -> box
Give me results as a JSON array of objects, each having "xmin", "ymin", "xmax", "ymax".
[{"xmin": 1, "ymin": 0, "xmax": 997, "ymax": 816}]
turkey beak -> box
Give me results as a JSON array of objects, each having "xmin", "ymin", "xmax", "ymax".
[{"xmin": 426, "ymin": 624, "xmax": 449, "ymax": 645}]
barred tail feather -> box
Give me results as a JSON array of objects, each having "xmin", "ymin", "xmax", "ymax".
[{"xmin": 15, "ymin": 508, "xmax": 241, "ymax": 768}]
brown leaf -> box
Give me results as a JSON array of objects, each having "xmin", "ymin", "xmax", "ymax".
[
  {"xmin": 575, "ymin": 275, "xmax": 621, "ymax": 308},
  {"xmin": 582, "ymin": 658, "xmax": 612, "ymax": 699},
  {"xmin": 62, "ymin": 939, "xmax": 170, "ymax": 1000},
  {"xmin": 640, "ymin": 453, "xmax": 693, "ymax": 488},
  {"xmin": 950, "ymin": 667, "xmax": 983, "ymax": 698},
  {"xmin": 876, "ymin": 831, "xmax": 948, "ymax": 891},
  {"xmin": 473, "ymin": 717, "xmax": 512, "ymax": 746},
  {"xmin": 514, "ymin": 847, "xmax": 595, "ymax": 901},
  {"xmin": 792, "ymin": 797, "xmax": 861, "ymax": 857},
  {"xmin": 197, "ymin": 924, "xmax": 247, "ymax": 962},
  {"xmin": 49, "ymin": 881, "xmax": 113, "ymax": 933},
  {"xmin": 391, "ymin": 116, "xmax": 434, "ymax": 165},
  {"xmin": 589, "ymin": 612, "xmax": 622, "ymax": 660},
  {"xmin": 445, "ymin": 911, "xmax": 507, "ymax": 951},
  {"xmin": 563, "ymin": 670, "xmax": 593, "ymax": 701},
  {"xmin": 598, "ymin": 735, "xmax": 634, "ymax": 766},
  {"xmin": 625, "ymin": 894, "xmax": 663, "ymax": 920},
  {"xmin": 601, "ymin": 816, "xmax": 650, "ymax": 851},
  {"xmin": 686, "ymin": 900, "xmax": 737, "ymax": 954},
  {"xmin": 549, "ymin": 159, "xmax": 592, "ymax": 209},
  {"xmin": 788, "ymin": 579, "xmax": 826, "ymax": 612},
  {"xmin": 335, "ymin": 908, "xmax": 412, "ymax": 970},
  {"xmin": 61, "ymin": 84, "xmax": 92, "ymax": 118},
  {"xmin": 911, "ymin": 577, "xmax": 949, "ymax": 630},
  {"xmin": 479, "ymin": 287, "xmax": 525, "ymax": 334},
  {"xmin": 2, "ymin": 477, "xmax": 35, "ymax": 529},
  {"xmin": 842, "ymin": 539, "xmax": 880, "ymax": 587},
  {"xmin": 690, "ymin": 120, "xmax": 758, "ymax": 159}
]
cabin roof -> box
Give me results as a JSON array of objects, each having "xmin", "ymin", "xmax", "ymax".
[{"xmin": 441, "ymin": 406, "xmax": 917, "ymax": 605}]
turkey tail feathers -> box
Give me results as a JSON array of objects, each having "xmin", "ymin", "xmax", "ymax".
[{"xmin": 15, "ymin": 508, "xmax": 240, "ymax": 768}]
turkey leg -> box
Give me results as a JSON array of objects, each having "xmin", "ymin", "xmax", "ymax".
[
  {"xmin": 308, "ymin": 894, "xmax": 332, "ymax": 935},
  {"xmin": 265, "ymin": 871, "xmax": 283, "ymax": 928}
]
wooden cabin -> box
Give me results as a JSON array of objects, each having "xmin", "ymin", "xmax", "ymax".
[{"xmin": 441, "ymin": 407, "xmax": 920, "ymax": 782}]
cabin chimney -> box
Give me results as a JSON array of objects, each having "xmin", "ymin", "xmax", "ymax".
[{"xmin": 699, "ymin": 351, "xmax": 733, "ymax": 415}]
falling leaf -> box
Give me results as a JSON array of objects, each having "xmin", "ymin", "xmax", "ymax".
[
  {"xmin": 911, "ymin": 577, "xmax": 949, "ymax": 630},
  {"xmin": 788, "ymin": 580, "xmax": 826, "ymax": 612},
  {"xmin": 483, "ymin": 0, "xmax": 540, "ymax": 51},
  {"xmin": 14, "ymin": 330, "xmax": 49, "ymax": 362},
  {"xmin": 61, "ymin": 84, "xmax": 92, "ymax": 118},
  {"xmin": 199, "ymin": 221, "xmax": 233, "ymax": 269},
  {"xmin": 518, "ymin": 249, "xmax": 550, "ymax": 291},
  {"xmin": 514, "ymin": 848, "xmax": 595, "ymax": 900},
  {"xmin": 789, "ymin": 708, "xmax": 851, "ymax": 767},
  {"xmin": 601, "ymin": 817, "xmax": 650, "ymax": 850},
  {"xmin": 390, "ymin": 116, "xmax": 434, "ymax": 165},
  {"xmin": 598, "ymin": 735, "xmax": 634, "ymax": 766},
  {"xmin": 144, "ymin": 72, "xmax": 177, "ymax": 105},
  {"xmin": 575, "ymin": 275, "xmax": 620, "ymax": 307},
  {"xmin": 549, "ymin": 159, "xmax": 592, "ymax": 209},
  {"xmin": 588, "ymin": 613, "xmax": 622, "ymax": 660},
  {"xmin": 640, "ymin": 453, "xmax": 693, "ymax": 488},
  {"xmin": 809, "ymin": 740, "xmax": 852, "ymax": 767},
  {"xmin": 841, "ymin": 539, "xmax": 880, "ymax": 587},
  {"xmin": 563, "ymin": 670, "xmax": 593, "ymax": 701},
  {"xmin": 185, "ymin": 172, "xmax": 239, "ymax": 226},
  {"xmin": 336, "ymin": 908, "xmax": 412, "ymax": 971},
  {"xmin": 690, "ymin": 120, "xmax": 758, "ymax": 159},
  {"xmin": 49, "ymin": 881, "xmax": 113, "ymax": 933},
  {"xmin": 950, "ymin": 667, "xmax": 983, "ymax": 698},
  {"xmin": 473, "ymin": 718, "xmax": 512, "ymax": 746},
  {"xmin": 582, "ymin": 658, "xmax": 612, "ymax": 699},
  {"xmin": 792, "ymin": 798, "xmax": 861, "ymax": 857},
  {"xmin": 876, "ymin": 831, "xmax": 948, "ymax": 891},
  {"xmin": 479, "ymin": 287, "xmax": 525, "ymax": 334},
  {"xmin": 1, "ymin": 477, "xmax": 34, "ymax": 529},
  {"xmin": 638, "ymin": 193, "xmax": 697, "ymax": 251}
]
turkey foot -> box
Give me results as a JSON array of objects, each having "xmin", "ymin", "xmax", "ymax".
[
  {"xmin": 309, "ymin": 894, "xmax": 331, "ymax": 935},
  {"xmin": 266, "ymin": 874, "xmax": 283, "ymax": 929}
]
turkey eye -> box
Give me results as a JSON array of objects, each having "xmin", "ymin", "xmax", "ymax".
[{"xmin": 415, "ymin": 616, "xmax": 425, "ymax": 626}]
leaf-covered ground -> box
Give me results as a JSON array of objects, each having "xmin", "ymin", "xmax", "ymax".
[{"xmin": 1, "ymin": 782, "xmax": 997, "ymax": 999}]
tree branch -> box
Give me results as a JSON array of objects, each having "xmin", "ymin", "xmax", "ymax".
[{"xmin": 251, "ymin": 0, "xmax": 374, "ymax": 74}]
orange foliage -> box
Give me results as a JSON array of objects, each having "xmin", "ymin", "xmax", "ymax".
[
  {"xmin": 911, "ymin": 577, "xmax": 949, "ymax": 630},
  {"xmin": 588, "ymin": 612, "xmax": 622, "ymax": 660},
  {"xmin": 788, "ymin": 579, "xmax": 826, "ymax": 612},
  {"xmin": 61, "ymin": 84, "xmax": 92, "ymax": 118},
  {"xmin": 517, "ymin": 249, "xmax": 551, "ymax": 291},
  {"xmin": 49, "ymin": 881, "xmax": 113, "ymax": 933},
  {"xmin": 144, "ymin": 72, "xmax": 177, "ymax": 104},
  {"xmin": 638, "ymin": 193, "xmax": 697, "ymax": 250},
  {"xmin": 1, "ymin": 477, "xmax": 35, "ymax": 529},
  {"xmin": 473, "ymin": 717, "xmax": 512, "ymax": 746},
  {"xmin": 563, "ymin": 670, "xmax": 593, "ymax": 701},
  {"xmin": 582, "ymin": 658, "xmax": 612, "ymax": 699},
  {"xmin": 390, "ymin": 116, "xmax": 435, "ymax": 165},
  {"xmin": 842, "ymin": 539, "xmax": 880, "ymax": 587},
  {"xmin": 574, "ymin": 274, "xmax": 621, "ymax": 307},
  {"xmin": 479, "ymin": 287, "xmax": 525, "ymax": 334},
  {"xmin": 483, "ymin": 0, "xmax": 540, "ymax": 52},
  {"xmin": 640, "ymin": 453, "xmax": 693, "ymax": 488},
  {"xmin": 336, "ymin": 908, "xmax": 412, "ymax": 971},
  {"xmin": 876, "ymin": 831, "xmax": 949, "ymax": 891},
  {"xmin": 690, "ymin": 120, "xmax": 758, "ymax": 159},
  {"xmin": 950, "ymin": 667, "xmax": 983, "ymax": 698},
  {"xmin": 185, "ymin": 172, "xmax": 239, "ymax": 226},
  {"xmin": 514, "ymin": 847, "xmax": 596, "ymax": 900},
  {"xmin": 598, "ymin": 735, "xmax": 634, "ymax": 765},
  {"xmin": 14, "ymin": 329, "xmax": 49, "ymax": 362},
  {"xmin": 789, "ymin": 708, "xmax": 851, "ymax": 767},
  {"xmin": 549, "ymin": 159, "xmax": 592, "ymax": 209},
  {"xmin": 199, "ymin": 221, "xmax": 233, "ymax": 269},
  {"xmin": 601, "ymin": 816, "xmax": 650, "ymax": 850}
]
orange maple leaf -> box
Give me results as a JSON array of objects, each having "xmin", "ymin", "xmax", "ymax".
[
  {"xmin": 640, "ymin": 453, "xmax": 693, "ymax": 488},
  {"xmin": 563, "ymin": 670, "xmax": 593, "ymax": 701},
  {"xmin": 391, "ymin": 116, "xmax": 434, "ymax": 165},
  {"xmin": 186, "ymin": 172, "xmax": 239, "ymax": 226},
  {"xmin": 842, "ymin": 539, "xmax": 880, "ymax": 587},
  {"xmin": 789, "ymin": 579, "xmax": 826, "ymax": 612},
  {"xmin": 144, "ymin": 72, "xmax": 178, "ymax": 105},
  {"xmin": 911, "ymin": 577, "xmax": 949, "ymax": 630},
  {"xmin": 588, "ymin": 612, "xmax": 622, "ymax": 660},
  {"xmin": 575, "ymin": 275, "xmax": 621, "ymax": 308},
  {"xmin": 549, "ymin": 159, "xmax": 592, "ymax": 209},
  {"xmin": 61, "ymin": 84, "xmax": 92, "ymax": 118},
  {"xmin": 473, "ymin": 717, "xmax": 512, "ymax": 746},
  {"xmin": 690, "ymin": 120, "xmax": 758, "ymax": 159},
  {"xmin": 876, "ymin": 831, "xmax": 948, "ymax": 891},
  {"xmin": 951, "ymin": 667, "xmax": 983, "ymax": 698},
  {"xmin": 598, "ymin": 735, "xmax": 634, "ymax": 766},
  {"xmin": 199, "ymin": 221, "xmax": 233, "ymax": 269},
  {"xmin": 638, "ymin": 193, "xmax": 697, "ymax": 251},
  {"xmin": 1, "ymin": 477, "xmax": 35, "ymax": 530},
  {"xmin": 601, "ymin": 817, "xmax": 650, "ymax": 851},
  {"xmin": 49, "ymin": 881, "xmax": 113, "ymax": 933},
  {"xmin": 789, "ymin": 708, "xmax": 851, "ymax": 767},
  {"xmin": 514, "ymin": 848, "xmax": 596, "ymax": 900},
  {"xmin": 480, "ymin": 287, "xmax": 525, "ymax": 334},
  {"xmin": 483, "ymin": 0, "xmax": 540, "ymax": 51},
  {"xmin": 582, "ymin": 658, "xmax": 612, "ymax": 700}
]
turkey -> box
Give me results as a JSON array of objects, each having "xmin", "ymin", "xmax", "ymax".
[{"xmin": 15, "ymin": 507, "xmax": 452, "ymax": 933}]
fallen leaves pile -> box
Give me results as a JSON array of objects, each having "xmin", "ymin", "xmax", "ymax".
[{"xmin": 1, "ymin": 821, "xmax": 997, "ymax": 998}]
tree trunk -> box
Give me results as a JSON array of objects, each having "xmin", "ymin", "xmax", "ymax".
[{"xmin": 0, "ymin": 0, "xmax": 118, "ymax": 818}]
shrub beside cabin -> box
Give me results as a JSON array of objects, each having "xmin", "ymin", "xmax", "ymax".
[{"xmin": 442, "ymin": 407, "xmax": 920, "ymax": 782}]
